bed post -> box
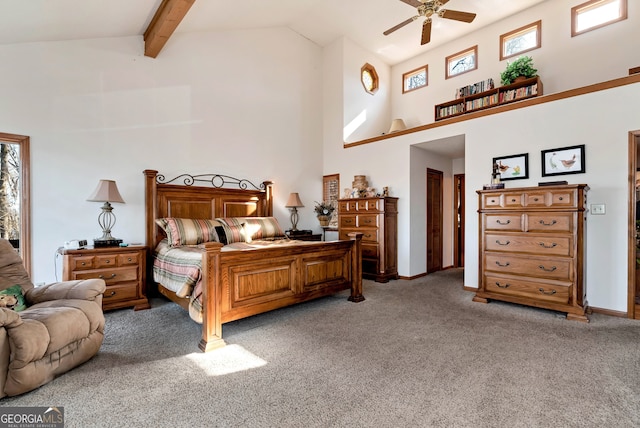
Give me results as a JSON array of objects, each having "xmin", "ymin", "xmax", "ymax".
[
  {"xmin": 199, "ymin": 241, "xmax": 226, "ymax": 352},
  {"xmin": 143, "ymin": 169, "xmax": 158, "ymax": 248},
  {"xmin": 347, "ymin": 232, "xmax": 365, "ymax": 302},
  {"xmin": 262, "ymin": 180, "xmax": 274, "ymax": 216}
]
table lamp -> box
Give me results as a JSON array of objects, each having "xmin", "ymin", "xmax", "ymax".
[
  {"xmin": 285, "ymin": 192, "xmax": 304, "ymax": 232},
  {"xmin": 87, "ymin": 179, "xmax": 125, "ymax": 247}
]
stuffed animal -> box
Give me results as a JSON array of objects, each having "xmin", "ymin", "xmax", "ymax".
[{"xmin": 0, "ymin": 294, "xmax": 18, "ymax": 310}]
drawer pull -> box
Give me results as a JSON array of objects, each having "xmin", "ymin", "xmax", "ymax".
[
  {"xmin": 495, "ymin": 282, "xmax": 510, "ymax": 288},
  {"xmin": 538, "ymin": 242, "xmax": 557, "ymax": 249},
  {"xmin": 539, "ymin": 220, "xmax": 557, "ymax": 226},
  {"xmin": 104, "ymin": 291, "xmax": 116, "ymax": 298},
  {"xmin": 558, "ymin": 197, "xmax": 564, "ymax": 201},
  {"xmin": 105, "ymin": 260, "xmax": 110, "ymax": 264},
  {"xmin": 538, "ymin": 265, "xmax": 557, "ymax": 272},
  {"xmin": 510, "ymin": 198, "xmax": 516, "ymax": 202},
  {"xmin": 81, "ymin": 262, "xmax": 86, "ymax": 266},
  {"xmin": 538, "ymin": 288, "xmax": 557, "ymax": 295},
  {"xmin": 98, "ymin": 273, "xmax": 117, "ymax": 279},
  {"xmin": 496, "ymin": 219, "xmax": 511, "ymax": 225},
  {"xmin": 490, "ymin": 199, "xmax": 496, "ymax": 203},
  {"xmin": 495, "ymin": 261, "xmax": 510, "ymax": 267},
  {"xmin": 533, "ymin": 198, "xmax": 539, "ymax": 202},
  {"xmin": 127, "ymin": 257, "xmax": 133, "ymax": 262},
  {"xmin": 495, "ymin": 240, "xmax": 510, "ymax": 246}
]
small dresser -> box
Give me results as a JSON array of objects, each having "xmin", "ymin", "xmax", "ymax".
[
  {"xmin": 474, "ymin": 184, "xmax": 589, "ymax": 321},
  {"xmin": 60, "ymin": 245, "xmax": 150, "ymax": 311},
  {"xmin": 338, "ymin": 196, "xmax": 398, "ymax": 283}
]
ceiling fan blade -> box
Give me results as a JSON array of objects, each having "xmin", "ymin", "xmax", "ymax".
[
  {"xmin": 438, "ymin": 0, "xmax": 451, "ymax": 5},
  {"xmin": 384, "ymin": 16, "xmax": 418, "ymax": 36},
  {"xmin": 399, "ymin": 0, "xmax": 422, "ymax": 7},
  {"xmin": 421, "ymin": 19, "xmax": 432, "ymax": 45},
  {"xmin": 439, "ymin": 9, "xmax": 477, "ymax": 23}
]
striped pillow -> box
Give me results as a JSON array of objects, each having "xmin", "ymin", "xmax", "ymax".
[
  {"xmin": 216, "ymin": 217, "xmax": 285, "ymax": 243},
  {"xmin": 155, "ymin": 218, "xmax": 221, "ymax": 247}
]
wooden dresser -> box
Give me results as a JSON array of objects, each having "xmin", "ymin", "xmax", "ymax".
[
  {"xmin": 474, "ymin": 184, "xmax": 589, "ymax": 321},
  {"xmin": 338, "ymin": 196, "xmax": 398, "ymax": 283},
  {"xmin": 60, "ymin": 245, "xmax": 150, "ymax": 311}
]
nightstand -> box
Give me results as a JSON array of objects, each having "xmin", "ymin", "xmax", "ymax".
[
  {"xmin": 59, "ymin": 245, "xmax": 150, "ymax": 311},
  {"xmin": 286, "ymin": 230, "xmax": 322, "ymax": 241}
]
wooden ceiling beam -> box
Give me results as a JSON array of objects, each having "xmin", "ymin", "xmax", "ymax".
[{"xmin": 144, "ymin": 0, "xmax": 195, "ymax": 58}]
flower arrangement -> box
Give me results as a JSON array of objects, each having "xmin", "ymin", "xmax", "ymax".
[
  {"xmin": 314, "ymin": 201, "xmax": 335, "ymax": 216},
  {"xmin": 500, "ymin": 55, "xmax": 537, "ymax": 86}
]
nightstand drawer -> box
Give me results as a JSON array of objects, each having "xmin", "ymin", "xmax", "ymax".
[
  {"xmin": 117, "ymin": 253, "xmax": 140, "ymax": 266},
  {"xmin": 74, "ymin": 267, "xmax": 138, "ymax": 285},
  {"xmin": 94, "ymin": 255, "xmax": 118, "ymax": 268},
  {"xmin": 102, "ymin": 284, "xmax": 138, "ymax": 304},
  {"xmin": 71, "ymin": 256, "xmax": 95, "ymax": 270}
]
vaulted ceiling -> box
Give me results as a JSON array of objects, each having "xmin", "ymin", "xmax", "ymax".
[{"xmin": 0, "ymin": 0, "xmax": 547, "ymax": 64}]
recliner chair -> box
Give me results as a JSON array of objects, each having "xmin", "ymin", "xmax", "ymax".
[{"xmin": 0, "ymin": 238, "xmax": 106, "ymax": 397}]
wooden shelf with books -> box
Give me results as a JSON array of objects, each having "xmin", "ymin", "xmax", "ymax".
[{"xmin": 435, "ymin": 76, "xmax": 543, "ymax": 121}]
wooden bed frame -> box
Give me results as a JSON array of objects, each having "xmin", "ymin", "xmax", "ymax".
[{"xmin": 143, "ymin": 170, "xmax": 363, "ymax": 352}]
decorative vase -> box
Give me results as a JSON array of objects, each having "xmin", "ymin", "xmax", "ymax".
[{"xmin": 317, "ymin": 215, "xmax": 330, "ymax": 227}]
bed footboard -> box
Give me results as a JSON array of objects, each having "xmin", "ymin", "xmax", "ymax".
[{"xmin": 198, "ymin": 233, "xmax": 363, "ymax": 352}]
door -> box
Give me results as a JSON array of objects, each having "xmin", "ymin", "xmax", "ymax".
[
  {"xmin": 454, "ymin": 174, "xmax": 465, "ymax": 267},
  {"xmin": 427, "ymin": 168, "xmax": 443, "ymax": 273}
]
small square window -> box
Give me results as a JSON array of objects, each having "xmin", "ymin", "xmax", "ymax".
[
  {"xmin": 500, "ymin": 20, "xmax": 541, "ymax": 61},
  {"xmin": 402, "ymin": 65, "xmax": 428, "ymax": 94},
  {"xmin": 445, "ymin": 46, "xmax": 477, "ymax": 79},
  {"xmin": 571, "ymin": 0, "xmax": 627, "ymax": 37}
]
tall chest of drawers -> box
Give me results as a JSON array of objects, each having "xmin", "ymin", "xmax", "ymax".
[
  {"xmin": 338, "ymin": 197, "xmax": 398, "ymax": 283},
  {"xmin": 60, "ymin": 245, "xmax": 150, "ymax": 311},
  {"xmin": 473, "ymin": 184, "xmax": 589, "ymax": 321}
]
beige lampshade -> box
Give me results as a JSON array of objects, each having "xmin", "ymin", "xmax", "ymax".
[
  {"xmin": 87, "ymin": 180, "xmax": 125, "ymax": 203},
  {"xmin": 285, "ymin": 192, "xmax": 304, "ymax": 208},
  {"xmin": 388, "ymin": 118, "xmax": 407, "ymax": 133}
]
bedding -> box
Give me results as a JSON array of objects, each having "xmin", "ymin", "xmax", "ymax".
[
  {"xmin": 144, "ymin": 169, "xmax": 364, "ymax": 352},
  {"xmin": 153, "ymin": 219, "xmax": 315, "ymax": 323}
]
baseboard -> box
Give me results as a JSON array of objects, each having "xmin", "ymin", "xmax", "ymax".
[
  {"xmin": 463, "ymin": 286, "xmax": 478, "ymax": 293},
  {"xmin": 588, "ymin": 306, "xmax": 628, "ymax": 318},
  {"xmin": 397, "ymin": 272, "xmax": 426, "ymax": 280}
]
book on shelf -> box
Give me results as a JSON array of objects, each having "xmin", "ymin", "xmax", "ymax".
[{"xmin": 455, "ymin": 78, "xmax": 495, "ymax": 99}]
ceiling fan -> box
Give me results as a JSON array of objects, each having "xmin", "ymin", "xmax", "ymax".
[{"xmin": 383, "ymin": 0, "xmax": 477, "ymax": 45}]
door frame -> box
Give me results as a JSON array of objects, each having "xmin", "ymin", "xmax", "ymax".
[
  {"xmin": 426, "ymin": 168, "xmax": 443, "ymax": 273},
  {"xmin": 453, "ymin": 174, "xmax": 465, "ymax": 268},
  {"xmin": 628, "ymin": 130, "xmax": 640, "ymax": 319}
]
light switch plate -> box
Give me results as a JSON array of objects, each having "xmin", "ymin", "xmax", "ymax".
[{"xmin": 591, "ymin": 203, "xmax": 606, "ymax": 215}]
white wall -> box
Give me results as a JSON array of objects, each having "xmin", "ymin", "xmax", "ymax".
[
  {"xmin": 0, "ymin": 28, "xmax": 324, "ymax": 283},
  {"xmin": 390, "ymin": 0, "xmax": 640, "ymax": 130},
  {"xmin": 325, "ymin": 0, "xmax": 640, "ymax": 312}
]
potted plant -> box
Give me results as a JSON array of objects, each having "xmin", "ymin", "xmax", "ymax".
[
  {"xmin": 314, "ymin": 201, "xmax": 335, "ymax": 227},
  {"xmin": 500, "ymin": 56, "xmax": 538, "ymax": 86}
]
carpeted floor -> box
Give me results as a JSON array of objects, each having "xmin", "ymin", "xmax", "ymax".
[{"xmin": 3, "ymin": 268, "xmax": 640, "ymax": 427}]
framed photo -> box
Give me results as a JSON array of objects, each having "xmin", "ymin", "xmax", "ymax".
[
  {"xmin": 493, "ymin": 153, "xmax": 529, "ymax": 181},
  {"xmin": 541, "ymin": 144, "xmax": 585, "ymax": 177}
]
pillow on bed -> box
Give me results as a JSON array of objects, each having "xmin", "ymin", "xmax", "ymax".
[
  {"xmin": 216, "ymin": 217, "xmax": 285, "ymax": 242},
  {"xmin": 155, "ymin": 218, "xmax": 221, "ymax": 247}
]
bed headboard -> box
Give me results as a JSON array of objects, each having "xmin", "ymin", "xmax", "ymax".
[{"xmin": 143, "ymin": 170, "xmax": 273, "ymax": 248}]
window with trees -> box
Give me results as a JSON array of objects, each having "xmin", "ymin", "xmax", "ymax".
[
  {"xmin": 571, "ymin": 0, "xmax": 627, "ymax": 37},
  {"xmin": 500, "ymin": 20, "xmax": 541, "ymax": 61},
  {"xmin": 445, "ymin": 46, "xmax": 478, "ymax": 79},
  {"xmin": 403, "ymin": 65, "xmax": 428, "ymax": 93},
  {"xmin": 0, "ymin": 133, "xmax": 30, "ymax": 273}
]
